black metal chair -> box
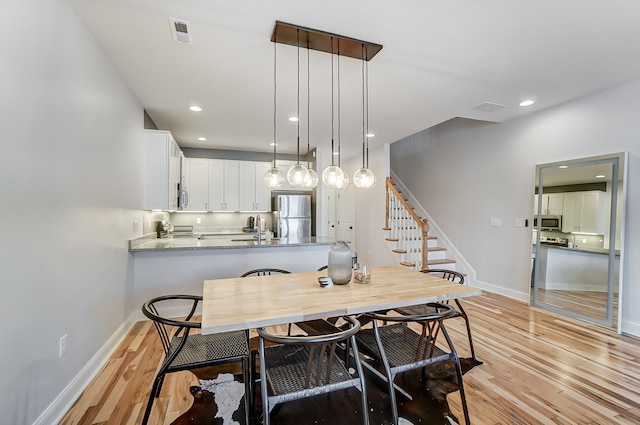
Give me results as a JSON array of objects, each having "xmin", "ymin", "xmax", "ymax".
[
  {"xmin": 394, "ymin": 269, "xmax": 481, "ymax": 364},
  {"xmin": 257, "ymin": 316, "xmax": 369, "ymax": 425},
  {"xmin": 141, "ymin": 295, "xmax": 251, "ymax": 425},
  {"xmin": 240, "ymin": 268, "xmax": 291, "ymax": 277},
  {"xmin": 355, "ymin": 303, "xmax": 470, "ymax": 425}
]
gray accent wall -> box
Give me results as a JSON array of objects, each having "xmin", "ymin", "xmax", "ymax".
[
  {"xmin": 1, "ymin": 0, "xmax": 145, "ymax": 422},
  {"xmin": 390, "ymin": 80, "xmax": 640, "ymax": 336}
]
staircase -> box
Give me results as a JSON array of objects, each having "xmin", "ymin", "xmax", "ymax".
[{"xmin": 384, "ymin": 177, "xmax": 457, "ymax": 271}]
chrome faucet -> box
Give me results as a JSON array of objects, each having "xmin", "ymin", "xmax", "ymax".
[{"xmin": 255, "ymin": 215, "xmax": 262, "ymax": 244}]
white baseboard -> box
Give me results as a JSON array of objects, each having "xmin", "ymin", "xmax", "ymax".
[
  {"xmin": 34, "ymin": 303, "xmax": 200, "ymax": 425},
  {"xmin": 621, "ymin": 319, "xmax": 640, "ymax": 338},
  {"xmin": 33, "ymin": 313, "xmax": 138, "ymax": 425},
  {"xmin": 473, "ymin": 279, "xmax": 530, "ymax": 303}
]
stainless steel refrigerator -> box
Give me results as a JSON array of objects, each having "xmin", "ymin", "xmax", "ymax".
[{"xmin": 273, "ymin": 193, "xmax": 312, "ymax": 240}]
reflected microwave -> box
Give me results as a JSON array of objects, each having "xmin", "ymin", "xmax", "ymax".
[{"xmin": 534, "ymin": 215, "xmax": 562, "ymax": 230}]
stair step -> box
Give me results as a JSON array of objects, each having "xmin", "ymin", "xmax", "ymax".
[
  {"xmin": 392, "ymin": 249, "xmax": 406, "ymax": 254},
  {"xmin": 385, "ymin": 238, "xmax": 399, "ymax": 242},
  {"xmin": 427, "ymin": 258, "xmax": 456, "ymax": 266},
  {"xmin": 382, "ymin": 227, "xmax": 391, "ymax": 231},
  {"xmin": 428, "ymin": 247, "xmax": 446, "ymax": 252},
  {"xmin": 399, "ymin": 261, "xmax": 415, "ymax": 267}
]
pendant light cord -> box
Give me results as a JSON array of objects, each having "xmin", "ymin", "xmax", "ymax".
[
  {"xmin": 296, "ymin": 28, "xmax": 300, "ymax": 165},
  {"xmin": 330, "ymin": 37, "xmax": 335, "ymax": 167},
  {"xmin": 361, "ymin": 43, "xmax": 366, "ymax": 169},
  {"xmin": 273, "ymin": 40, "xmax": 277, "ymax": 167},
  {"xmin": 337, "ymin": 39, "xmax": 341, "ymax": 168},
  {"xmin": 366, "ymin": 51, "xmax": 370, "ymax": 169},
  {"xmin": 307, "ymin": 43, "xmax": 311, "ymax": 169}
]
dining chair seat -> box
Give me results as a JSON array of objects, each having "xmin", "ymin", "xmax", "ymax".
[
  {"xmin": 257, "ymin": 316, "xmax": 369, "ymax": 425},
  {"xmin": 141, "ymin": 294, "xmax": 251, "ymax": 425},
  {"xmin": 355, "ymin": 303, "xmax": 470, "ymax": 425},
  {"xmin": 393, "ymin": 269, "xmax": 481, "ymax": 364}
]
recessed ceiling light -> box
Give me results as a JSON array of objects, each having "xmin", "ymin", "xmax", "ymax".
[
  {"xmin": 289, "ymin": 116, "xmax": 299, "ymax": 122},
  {"xmin": 519, "ymin": 99, "xmax": 535, "ymax": 107},
  {"xmin": 559, "ymin": 165, "xmax": 568, "ymax": 169},
  {"xmin": 366, "ymin": 133, "xmax": 375, "ymax": 138},
  {"xmin": 595, "ymin": 174, "xmax": 606, "ymax": 178},
  {"xmin": 197, "ymin": 137, "xmax": 207, "ymax": 141},
  {"xmin": 189, "ymin": 105, "xmax": 202, "ymax": 112}
]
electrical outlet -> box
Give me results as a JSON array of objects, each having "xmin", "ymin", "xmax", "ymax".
[
  {"xmin": 196, "ymin": 217, "xmax": 202, "ymax": 224},
  {"xmin": 133, "ymin": 220, "xmax": 139, "ymax": 232},
  {"xmin": 582, "ymin": 238, "xmax": 587, "ymax": 244},
  {"xmin": 148, "ymin": 219, "xmax": 152, "ymax": 228},
  {"xmin": 59, "ymin": 334, "xmax": 68, "ymax": 358}
]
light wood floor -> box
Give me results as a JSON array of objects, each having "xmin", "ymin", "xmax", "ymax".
[
  {"xmin": 60, "ymin": 291, "xmax": 640, "ymax": 425},
  {"xmin": 535, "ymin": 288, "xmax": 618, "ymax": 325}
]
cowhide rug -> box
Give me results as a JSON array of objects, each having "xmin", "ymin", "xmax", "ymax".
[{"xmin": 172, "ymin": 357, "xmax": 481, "ymax": 425}]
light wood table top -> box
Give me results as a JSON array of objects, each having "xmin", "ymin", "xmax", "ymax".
[{"xmin": 202, "ymin": 265, "xmax": 481, "ymax": 334}]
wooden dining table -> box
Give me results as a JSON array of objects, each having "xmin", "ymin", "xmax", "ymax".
[{"xmin": 202, "ymin": 265, "xmax": 481, "ymax": 334}]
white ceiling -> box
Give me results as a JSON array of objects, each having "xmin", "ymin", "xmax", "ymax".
[{"xmin": 68, "ymin": 0, "xmax": 640, "ymax": 159}]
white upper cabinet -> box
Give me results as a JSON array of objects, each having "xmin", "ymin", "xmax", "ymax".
[
  {"xmin": 185, "ymin": 158, "xmax": 209, "ymax": 211},
  {"xmin": 535, "ymin": 193, "xmax": 564, "ymax": 215},
  {"xmin": 562, "ymin": 191, "xmax": 605, "ymax": 234},
  {"xmin": 143, "ymin": 130, "xmax": 182, "ymax": 211},
  {"xmin": 209, "ymin": 159, "xmax": 239, "ymax": 211},
  {"xmin": 238, "ymin": 161, "xmax": 272, "ymax": 211}
]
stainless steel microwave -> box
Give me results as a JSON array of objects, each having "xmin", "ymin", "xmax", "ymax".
[{"xmin": 534, "ymin": 215, "xmax": 562, "ymax": 230}]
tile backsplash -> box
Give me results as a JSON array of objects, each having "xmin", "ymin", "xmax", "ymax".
[{"xmin": 169, "ymin": 212, "xmax": 273, "ymax": 232}]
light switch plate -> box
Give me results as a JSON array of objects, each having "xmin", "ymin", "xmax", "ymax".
[
  {"xmin": 491, "ymin": 218, "xmax": 501, "ymax": 227},
  {"xmin": 514, "ymin": 218, "xmax": 526, "ymax": 227}
]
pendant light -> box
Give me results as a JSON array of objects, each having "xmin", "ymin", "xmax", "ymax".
[
  {"xmin": 353, "ymin": 43, "xmax": 376, "ymax": 188},
  {"xmin": 302, "ymin": 43, "xmax": 319, "ymax": 189},
  {"xmin": 287, "ymin": 29, "xmax": 310, "ymax": 187},
  {"xmin": 322, "ymin": 36, "xmax": 345, "ymax": 188},
  {"xmin": 335, "ymin": 44, "xmax": 349, "ymax": 190},
  {"xmin": 264, "ymin": 40, "xmax": 285, "ymax": 188}
]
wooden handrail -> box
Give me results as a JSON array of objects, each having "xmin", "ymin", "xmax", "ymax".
[{"xmin": 385, "ymin": 177, "xmax": 430, "ymax": 270}]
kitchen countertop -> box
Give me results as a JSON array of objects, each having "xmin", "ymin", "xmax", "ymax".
[
  {"xmin": 535, "ymin": 243, "xmax": 620, "ymax": 256},
  {"xmin": 129, "ymin": 233, "xmax": 336, "ymax": 252}
]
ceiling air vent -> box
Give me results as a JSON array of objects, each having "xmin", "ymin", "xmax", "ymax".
[
  {"xmin": 473, "ymin": 102, "xmax": 507, "ymax": 112},
  {"xmin": 169, "ymin": 18, "xmax": 192, "ymax": 45}
]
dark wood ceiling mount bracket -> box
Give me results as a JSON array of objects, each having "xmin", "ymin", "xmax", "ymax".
[{"xmin": 271, "ymin": 21, "xmax": 382, "ymax": 61}]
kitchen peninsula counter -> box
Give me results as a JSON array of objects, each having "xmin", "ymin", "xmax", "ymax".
[
  {"xmin": 129, "ymin": 234, "xmax": 335, "ymax": 252},
  {"xmin": 129, "ymin": 233, "xmax": 339, "ymax": 309}
]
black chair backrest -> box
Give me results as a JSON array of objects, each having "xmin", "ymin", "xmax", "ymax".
[
  {"xmin": 241, "ymin": 268, "xmax": 291, "ymax": 277},
  {"xmin": 142, "ymin": 294, "xmax": 202, "ymax": 356},
  {"xmin": 317, "ymin": 265, "xmax": 328, "ymax": 271},
  {"xmin": 421, "ymin": 268, "xmax": 464, "ymax": 284},
  {"xmin": 258, "ymin": 316, "xmax": 361, "ymax": 388},
  {"xmin": 366, "ymin": 302, "xmax": 456, "ymax": 323}
]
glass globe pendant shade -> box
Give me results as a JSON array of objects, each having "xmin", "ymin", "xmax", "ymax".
[
  {"xmin": 353, "ymin": 168, "xmax": 376, "ymax": 188},
  {"xmin": 264, "ymin": 167, "xmax": 285, "ymax": 188},
  {"xmin": 336, "ymin": 173, "xmax": 350, "ymax": 189},
  {"xmin": 322, "ymin": 165, "xmax": 345, "ymax": 188},
  {"xmin": 287, "ymin": 164, "xmax": 309, "ymax": 187},
  {"xmin": 302, "ymin": 168, "xmax": 319, "ymax": 188}
]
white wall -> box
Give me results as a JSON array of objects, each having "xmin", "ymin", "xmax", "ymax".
[
  {"xmin": 0, "ymin": 0, "xmax": 144, "ymax": 422},
  {"xmin": 390, "ymin": 79, "xmax": 640, "ymax": 336},
  {"xmin": 341, "ymin": 146, "xmax": 396, "ymax": 268}
]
